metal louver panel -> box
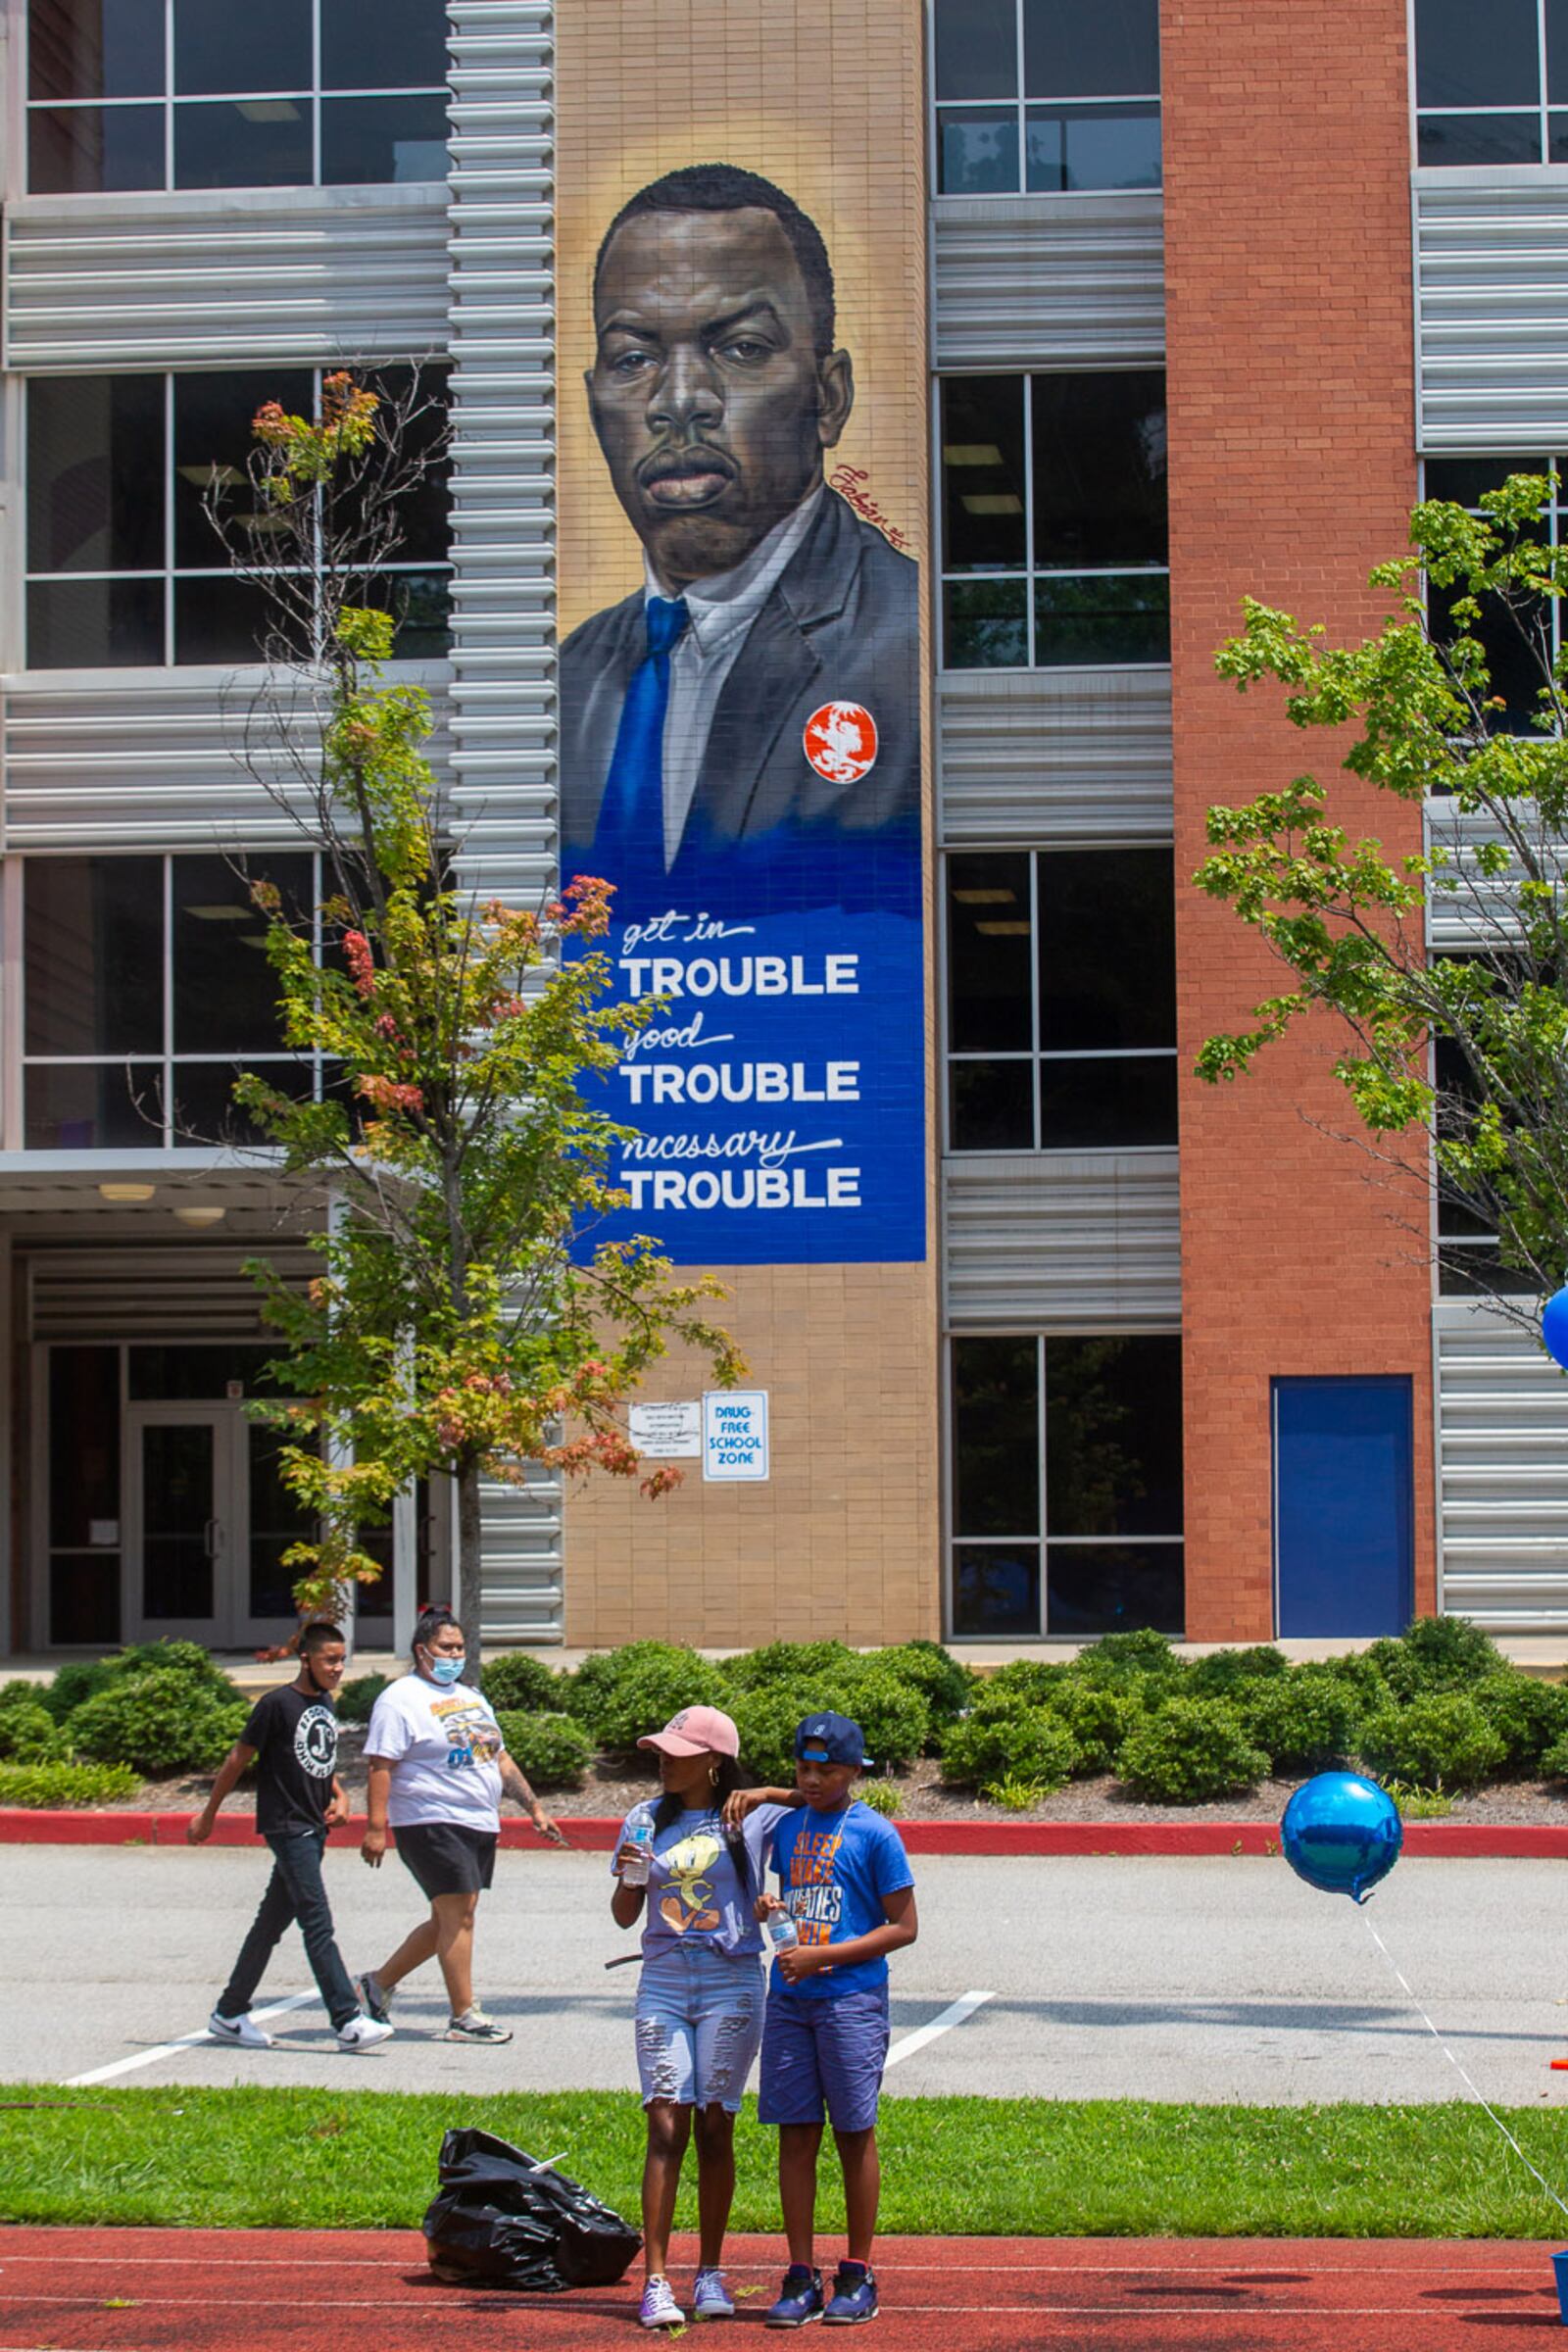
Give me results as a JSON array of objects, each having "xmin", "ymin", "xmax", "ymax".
[
  {"xmin": 1415, "ymin": 173, "xmax": 1568, "ymax": 451},
  {"xmin": 1423, "ymin": 797, "xmax": 1538, "ymax": 951},
  {"xmin": 27, "ymin": 1244, "xmax": 314, "ymax": 1341},
  {"xmin": 938, "ymin": 666, "xmax": 1173, "ymax": 846},
  {"xmin": 1436, "ymin": 1304, "xmax": 1568, "ymax": 1627},
  {"xmin": 474, "ymin": 1469, "xmax": 564, "ymax": 1646},
  {"xmin": 932, "ymin": 193, "xmax": 1164, "ymax": 369},
  {"xmin": 4, "ymin": 185, "xmax": 451, "ymax": 369},
  {"xmin": 943, "ymin": 1152, "xmax": 1180, "ymax": 1330}
]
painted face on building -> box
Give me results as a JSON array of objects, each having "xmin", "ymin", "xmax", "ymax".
[{"xmin": 588, "ymin": 206, "xmax": 854, "ymax": 590}]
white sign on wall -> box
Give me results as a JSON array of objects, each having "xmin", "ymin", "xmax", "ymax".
[
  {"xmin": 703, "ymin": 1390, "xmax": 770, "ymax": 1483},
  {"xmin": 629, "ymin": 1399, "xmax": 703, "ymax": 1459}
]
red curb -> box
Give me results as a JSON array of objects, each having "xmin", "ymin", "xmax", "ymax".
[{"xmin": 4, "ymin": 1808, "xmax": 1567, "ymax": 1855}]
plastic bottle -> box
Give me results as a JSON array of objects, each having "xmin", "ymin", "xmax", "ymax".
[
  {"xmin": 766, "ymin": 1907, "xmax": 800, "ymax": 1951},
  {"xmin": 621, "ymin": 1816, "xmax": 654, "ymax": 1887}
]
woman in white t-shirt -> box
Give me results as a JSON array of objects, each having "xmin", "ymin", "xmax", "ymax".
[{"xmin": 357, "ymin": 1606, "xmax": 564, "ymax": 2044}]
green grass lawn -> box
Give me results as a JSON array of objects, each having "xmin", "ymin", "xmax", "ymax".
[{"xmin": 3, "ymin": 2088, "xmax": 1567, "ymax": 2238}]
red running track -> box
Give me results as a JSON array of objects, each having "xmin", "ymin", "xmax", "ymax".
[{"xmin": 2, "ymin": 2229, "xmax": 1566, "ymax": 2350}]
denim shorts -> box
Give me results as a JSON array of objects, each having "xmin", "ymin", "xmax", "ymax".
[
  {"xmin": 634, "ymin": 1942, "xmax": 765, "ymax": 2113},
  {"xmin": 758, "ymin": 1984, "xmax": 891, "ymax": 2133}
]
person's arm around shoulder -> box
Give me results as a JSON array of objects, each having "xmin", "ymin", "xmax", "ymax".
[
  {"xmin": 720, "ymin": 1785, "xmax": 803, "ymax": 1829},
  {"xmin": 187, "ymin": 1739, "xmax": 257, "ymax": 1843}
]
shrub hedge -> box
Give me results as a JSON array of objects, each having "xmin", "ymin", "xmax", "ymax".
[
  {"xmin": 0, "ymin": 1759, "xmax": 139, "ymax": 1806},
  {"xmin": 334, "ymin": 1673, "xmax": 390, "ymax": 1726},
  {"xmin": 1117, "ymin": 1699, "xmax": 1270, "ymax": 1803},
  {"xmin": 493, "ymin": 1709, "xmax": 594, "ymax": 1788},
  {"xmin": 69, "ymin": 1668, "xmax": 248, "ymax": 1776}
]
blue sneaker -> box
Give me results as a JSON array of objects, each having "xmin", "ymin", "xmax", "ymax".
[
  {"xmin": 824, "ymin": 2263, "xmax": 878, "ymax": 2326},
  {"xmin": 764, "ymin": 2266, "xmax": 824, "ymax": 2328}
]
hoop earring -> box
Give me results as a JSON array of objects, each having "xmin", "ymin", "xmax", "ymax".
[{"xmin": 709, "ymin": 1764, "xmax": 720, "ymax": 1787}]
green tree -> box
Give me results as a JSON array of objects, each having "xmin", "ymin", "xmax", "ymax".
[
  {"xmin": 206, "ymin": 374, "xmax": 741, "ymax": 1619},
  {"xmin": 1196, "ymin": 472, "xmax": 1568, "ymax": 1315}
]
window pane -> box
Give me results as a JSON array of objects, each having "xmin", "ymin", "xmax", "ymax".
[
  {"xmin": 172, "ymin": 574, "xmax": 284, "ymax": 664},
  {"xmin": 1039, "ymin": 848, "xmax": 1175, "ymax": 1050},
  {"xmin": 173, "ymin": 368, "xmax": 315, "ymax": 568},
  {"xmin": 130, "ymin": 1342, "xmax": 274, "ymax": 1398},
  {"xmin": 171, "ymin": 1058, "xmax": 305, "ymax": 1147},
  {"xmin": 1033, "ymin": 572, "xmax": 1169, "ymax": 665},
  {"xmin": 360, "ymin": 366, "xmax": 453, "ymax": 563},
  {"xmin": 321, "ymin": 91, "xmax": 447, "ymax": 182},
  {"xmin": 944, "ymin": 578, "xmax": 1029, "ymax": 667},
  {"xmin": 1415, "ymin": 0, "xmax": 1539, "ymax": 107},
  {"xmin": 50, "ymin": 1346, "xmax": 120, "ymax": 1544},
  {"xmin": 25, "ymin": 1060, "xmax": 164, "ymax": 1147},
  {"xmin": 25, "ymin": 857, "xmax": 164, "ymax": 1054},
  {"xmin": 934, "ymin": 0, "xmax": 1017, "ymax": 100},
  {"xmin": 29, "ymin": 0, "xmax": 164, "ymax": 98},
  {"xmin": 937, "ymin": 107, "xmax": 1020, "ymax": 195},
  {"xmin": 1429, "ymin": 579, "xmax": 1551, "ymax": 734},
  {"xmin": 1417, "ymin": 111, "xmax": 1543, "ymax": 165},
  {"xmin": 361, "ymin": 567, "xmax": 452, "ymax": 660},
  {"xmin": 949, "ymin": 852, "xmax": 1033, "ymax": 1052},
  {"xmin": 1424, "ymin": 457, "xmax": 1539, "ymax": 508},
  {"xmin": 29, "ymin": 101, "xmax": 164, "ymax": 190},
  {"xmin": 172, "ymin": 0, "xmax": 309, "ymax": 92},
  {"xmin": 1038, "ymin": 1054, "xmax": 1177, "ymax": 1149},
  {"xmin": 1026, "ymin": 102, "xmax": 1160, "ymax": 191},
  {"xmin": 1045, "ymin": 1334, "xmax": 1183, "ymax": 1537},
  {"xmin": 1549, "ymin": 109, "xmax": 1568, "ymax": 158},
  {"xmin": 173, "ymin": 851, "xmax": 311, "ymax": 1053},
  {"xmin": 942, "ymin": 377, "xmax": 1027, "ymax": 572},
  {"xmin": 954, "ymin": 1334, "xmax": 1040, "ymax": 1537},
  {"xmin": 955, "ymin": 1543, "xmax": 1042, "ymax": 1637},
  {"xmin": 1024, "ymin": 0, "xmax": 1158, "ymax": 96},
  {"xmin": 951, "ymin": 1060, "xmax": 1035, "ymax": 1150},
  {"xmin": 1046, "ymin": 1543, "xmax": 1184, "ymax": 1636},
  {"xmin": 1551, "ymin": 0, "xmax": 1568, "ymax": 100},
  {"xmin": 27, "ymin": 577, "xmax": 165, "ymax": 668},
  {"xmin": 174, "ymin": 97, "xmax": 311, "ymax": 188},
  {"xmin": 321, "ymin": 0, "xmax": 448, "ymax": 88},
  {"xmin": 51, "ymin": 1554, "xmax": 122, "ymax": 1644},
  {"xmin": 28, "ymin": 375, "xmax": 164, "ymax": 574},
  {"xmin": 250, "ymin": 1424, "xmax": 316, "ymax": 1620},
  {"xmin": 1032, "ymin": 371, "xmax": 1167, "ymax": 567}
]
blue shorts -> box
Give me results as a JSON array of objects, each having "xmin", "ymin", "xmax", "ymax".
[
  {"xmin": 758, "ymin": 1984, "xmax": 890, "ymax": 2133},
  {"xmin": 634, "ymin": 1943, "xmax": 765, "ymax": 2113}
]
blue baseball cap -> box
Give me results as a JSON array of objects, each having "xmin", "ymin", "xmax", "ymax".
[{"xmin": 794, "ymin": 1711, "xmax": 871, "ymax": 1768}]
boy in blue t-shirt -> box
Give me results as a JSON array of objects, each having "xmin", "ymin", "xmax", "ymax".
[{"xmin": 754, "ymin": 1711, "xmax": 917, "ymax": 2328}]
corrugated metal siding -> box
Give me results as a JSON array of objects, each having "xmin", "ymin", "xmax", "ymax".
[
  {"xmin": 931, "ymin": 193, "xmax": 1164, "ymax": 370},
  {"xmin": 4, "ymin": 185, "xmax": 451, "ymax": 370},
  {"xmin": 943, "ymin": 1151, "xmax": 1180, "ymax": 1330},
  {"xmin": 26, "ymin": 1244, "xmax": 314, "ymax": 1340},
  {"xmin": 1436, "ymin": 1303, "xmax": 1568, "ymax": 1627},
  {"xmin": 1415, "ymin": 172, "xmax": 1568, "ymax": 451},
  {"xmin": 445, "ymin": 0, "xmax": 563, "ymax": 1639},
  {"xmin": 938, "ymin": 665, "xmax": 1173, "ymax": 846}
]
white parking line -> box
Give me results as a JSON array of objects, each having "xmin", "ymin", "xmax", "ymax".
[
  {"xmin": 883, "ymin": 1986, "xmax": 994, "ymax": 2068},
  {"xmin": 65, "ymin": 1992, "xmax": 320, "ymax": 2087}
]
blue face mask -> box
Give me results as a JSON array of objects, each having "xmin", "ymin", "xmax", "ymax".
[{"xmin": 426, "ymin": 1652, "xmax": 465, "ymax": 1686}]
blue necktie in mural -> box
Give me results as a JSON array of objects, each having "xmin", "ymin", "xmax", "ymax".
[{"xmin": 592, "ymin": 594, "xmax": 691, "ymax": 869}]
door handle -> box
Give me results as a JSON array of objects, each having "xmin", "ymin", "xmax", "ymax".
[{"xmin": 204, "ymin": 1517, "xmax": 220, "ymax": 1560}]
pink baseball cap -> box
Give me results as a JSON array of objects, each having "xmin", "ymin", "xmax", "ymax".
[{"xmin": 638, "ymin": 1704, "xmax": 740, "ymax": 1760}]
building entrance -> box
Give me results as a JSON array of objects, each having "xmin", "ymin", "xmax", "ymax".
[{"xmin": 124, "ymin": 1401, "xmax": 311, "ymax": 1648}]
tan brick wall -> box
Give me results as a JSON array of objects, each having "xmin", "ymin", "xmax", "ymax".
[
  {"xmin": 1163, "ymin": 0, "xmax": 1436, "ymax": 1639},
  {"xmin": 554, "ymin": 0, "xmax": 939, "ymax": 1649}
]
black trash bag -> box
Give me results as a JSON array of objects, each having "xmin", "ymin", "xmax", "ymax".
[{"xmin": 422, "ymin": 2126, "xmax": 642, "ymax": 2293}]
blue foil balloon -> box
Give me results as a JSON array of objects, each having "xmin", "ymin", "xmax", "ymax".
[
  {"xmin": 1544, "ymin": 1286, "xmax": 1568, "ymax": 1373},
  {"xmin": 1281, "ymin": 1772, "xmax": 1402, "ymax": 1903}
]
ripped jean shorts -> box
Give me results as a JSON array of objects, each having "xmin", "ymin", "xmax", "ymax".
[{"xmin": 634, "ymin": 1942, "xmax": 765, "ymax": 2113}]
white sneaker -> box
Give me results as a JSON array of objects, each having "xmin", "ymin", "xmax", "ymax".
[
  {"xmin": 208, "ymin": 2009, "xmax": 273, "ymax": 2049},
  {"xmin": 639, "ymin": 2277, "xmax": 685, "ymax": 2329},
  {"xmin": 337, "ymin": 2014, "xmax": 395, "ymax": 2052}
]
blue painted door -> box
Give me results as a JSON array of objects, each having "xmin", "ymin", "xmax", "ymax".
[{"xmin": 1273, "ymin": 1377, "xmax": 1413, "ymax": 1638}]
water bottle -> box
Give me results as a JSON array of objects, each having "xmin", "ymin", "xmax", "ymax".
[
  {"xmin": 621, "ymin": 1816, "xmax": 654, "ymax": 1887},
  {"xmin": 766, "ymin": 1907, "xmax": 800, "ymax": 1952}
]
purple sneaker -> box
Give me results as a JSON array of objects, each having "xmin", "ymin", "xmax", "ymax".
[
  {"xmin": 765, "ymin": 2266, "xmax": 824, "ymax": 2328},
  {"xmin": 823, "ymin": 2262, "xmax": 878, "ymax": 2325},
  {"xmin": 639, "ymin": 2276, "xmax": 685, "ymax": 2328}
]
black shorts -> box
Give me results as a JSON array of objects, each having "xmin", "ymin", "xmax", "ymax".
[{"xmin": 394, "ymin": 1821, "xmax": 498, "ymax": 1899}]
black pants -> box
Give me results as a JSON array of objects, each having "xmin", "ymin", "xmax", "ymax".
[{"xmin": 217, "ymin": 1829, "xmax": 359, "ymax": 2033}]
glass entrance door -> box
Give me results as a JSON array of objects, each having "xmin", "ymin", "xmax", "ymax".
[{"xmin": 127, "ymin": 1405, "xmax": 230, "ymax": 1643}]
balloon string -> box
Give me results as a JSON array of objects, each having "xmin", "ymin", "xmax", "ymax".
[{"xmin": 1359, "ymin": 1907, "xmax": 1568, "ymax": 2226}]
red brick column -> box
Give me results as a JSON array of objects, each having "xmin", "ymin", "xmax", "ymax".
[{"xmin": 1162, "ymin": 0, "xmax": 1435, "ymax": 1638}]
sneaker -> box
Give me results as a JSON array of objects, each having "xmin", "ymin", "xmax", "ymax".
[
  {"xmin": 823, "ymin": 2263, "xmax": 878, "ymax": 2326},
  {"xmin": 693, "ymin": 2266, "xmax": 735, "ymax": 2320},
  {"xmin": 356, "ymin": 1970, "xmax": 392, "ymax": 2024},
  {"xmin": 207, "ymin": 2009, "xmax": 273, "ymax": 2049},
  {"xmin": 337, "ymin": 2015, "xmax": 394, "ymax": 2053},
  {"xmin": 639, "ymin": 2276, "xmax": 686, "ymax": 2329},
  {"xmin": 764, "ymin": 2266, "xmax": 824, "ymax": 2328},
  {"xmin": 442, "ymin": 2008, "xmax": 514, "ymax": 2044}
]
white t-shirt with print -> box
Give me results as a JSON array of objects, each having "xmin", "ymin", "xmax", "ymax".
[{"xmin": 364, "ymin": 1674, "xmax": 505, "ymax": 1832}]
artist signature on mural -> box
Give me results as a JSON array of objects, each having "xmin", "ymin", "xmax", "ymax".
[{"xmin": 829, "ymin": 465, "xmax": 908, "ymax": 551}]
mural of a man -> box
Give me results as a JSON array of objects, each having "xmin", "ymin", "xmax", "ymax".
[{"xmin": 560, "ymin": 164, "xmax": 919, "ymax": 881}]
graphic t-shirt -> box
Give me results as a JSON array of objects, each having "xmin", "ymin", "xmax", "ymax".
[
  {"xmin": 612, "ymin": 1799, "xmax": 787, "ymax": 1960},
  {"xmin": 767, "ymin": 1801, "xmax": 914, "ymax": 1999},
  {"xmin": 363, "ymin": 1674, "xmax": 504, "ymax": 1832},
  {"xmin": 239, "ymin": 1683, "xmax": 338, "ymax": 1838}
]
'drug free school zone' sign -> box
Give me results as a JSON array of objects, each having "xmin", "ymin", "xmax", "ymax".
[{"xmin": 703, "ymin": 1391, "xmax": 769, "ymax": 1483}]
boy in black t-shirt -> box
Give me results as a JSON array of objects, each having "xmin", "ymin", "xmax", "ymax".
[{"xmin": 190, "ymin": 1622, "xmax": 392, "ymax": 2053}]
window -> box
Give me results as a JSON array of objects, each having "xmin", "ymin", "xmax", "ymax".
[
  {"xmin": 25, "ymin": 366, "xmax": 450, "ymax": 669},
  {"xmin": 950, "ymin": 1334, "xmax": 1184, "ymax": 1638},
  {"xmin": 933, "ymin": 0, "xmax": 1160, "ymax": 195},
  {"xmin": 940, "ymin": 371, "xmax": 1168, "ymax": 669},
  {"xmin": 23, "ymin": 851, "xmax": 323, "ymax": 1148},
  {"xmin": 947, "ymin": 848, "xmax": 1178, "ymax": 1151},
  {"xmin": 1415, "ymin": 0, "xmax": 1568, "ymax": 165},
  {"xmin": 27, "ymin": 0, "xmax": 448, "ymax": 193},
  {"xmin": 1423, "ymin": 458, "xmax": 1564, "ymax": 737}
]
